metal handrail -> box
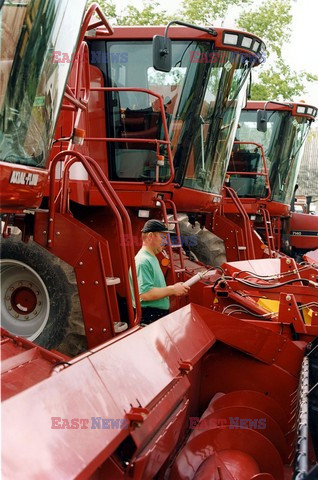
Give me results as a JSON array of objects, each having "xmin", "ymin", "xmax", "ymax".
[
  {"xmin": 224, "ymin": 186, "xmax": 256, "ymax": 259},
  {"xmin": 75, "ymin": 2, "xmax": 114, "ymax": 59},
  {"xmin": 48, "ymin": 150, "xmax": 141, "ymax": 328}
]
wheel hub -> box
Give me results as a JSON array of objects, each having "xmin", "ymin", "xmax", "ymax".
[
  {"xmin": 5, "ymin": 281, "xmax": 42, "ymax": 319},
  {"xmin": 1, "ymin": 259, "xmax": 49, "ymax": 340}
]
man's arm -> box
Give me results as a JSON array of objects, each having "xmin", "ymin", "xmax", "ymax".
[{"xmin": 140, "ymin": 283, "xmax": 189, "ymax": 301}]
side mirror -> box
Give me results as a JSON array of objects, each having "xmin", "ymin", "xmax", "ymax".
[
  {"xmin": 257, "ymin": 109, "xmax": 267, "ymax": 132},
  {"xmin": 153, "ymin": 35, "xmax": 172, "ymax": 72}
]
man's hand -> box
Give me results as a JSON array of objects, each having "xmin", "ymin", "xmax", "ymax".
[{"xmin": 173, "ymin": 282, "xmax": 190, "ymax": 296}]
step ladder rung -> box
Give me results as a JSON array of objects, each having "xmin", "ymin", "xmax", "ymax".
[
  {"xmin": 238, "ymin": 246, "xmax": 247, "ymax": 250},
  {"xmin": 170, "ymin": 244, "xmax": 182, "ymax": 248},
  {"xmin": 174, "ymin": 268, "xmax": 186, "ymax": 273},
  {"xmin": 105, "ymin": 277, "xmax": 120, "ymax": 285}
]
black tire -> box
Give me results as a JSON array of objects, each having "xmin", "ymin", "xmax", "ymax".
[
  {"xmin": 177, "ymin": 215, "xmax": 226, "ymax": 267},
  {"xmin": 0, "ymin": 239, "xmax": 80, "ymax": 351}
]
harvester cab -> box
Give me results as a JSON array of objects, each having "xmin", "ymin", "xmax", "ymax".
[{"xmin": 220, "ymin": 100, "xmax": 317, "ymax": 258}]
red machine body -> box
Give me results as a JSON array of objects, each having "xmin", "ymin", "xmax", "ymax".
[
  {"xmin": 1, "ymin": 0, "xmax": 267, "ymax": 351},
  {"xmin": 1, "ymin": 3, "xmax": 318, "ymax": 479},
  {"xmin": 290, "ymin": 211, "xmax": 318, "ymax": 252}
]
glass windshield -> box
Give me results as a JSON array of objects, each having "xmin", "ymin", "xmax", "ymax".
[
  {"xmin": 182, "ymin": 51, "xmax": 249, "ymax": 193},
  {"xmin": 269, "ymin": 115, "xmax": 310, "ymax": 204},
  {"xmin": 95, "ymin": 40, "xmax": 252, "ymax": 191},
  {"xmin": 0, "ymin": 0, "xmax": 86, "ymax": 168},
  {"xmin": 233, "ymin": 109, "xmax": 311, "ymax": 203}
]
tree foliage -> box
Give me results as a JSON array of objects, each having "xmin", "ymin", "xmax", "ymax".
[
  {"xmin": 180, "ymin": 0, "xmax": 251, "ymax": 25},
  {"xmin": 237, "ymin": 0, "xmax": 292, "ymax": 57},
  {"xmin": 86, "ymin": 0, "xmax": 171, "ymax": 25},
  {"xmin": 251, "ymin": 60, "xmax": 318, "ymax": 101}
]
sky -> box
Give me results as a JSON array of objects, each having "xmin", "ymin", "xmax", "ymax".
[{"xmin": 116, "ymin": 0, "xmax": 318, "ymax": 108}]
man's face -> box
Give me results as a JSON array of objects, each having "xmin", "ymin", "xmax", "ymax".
[{"xmin": 149, "ymin": 232, "xmax": 168, "ymax": 254}]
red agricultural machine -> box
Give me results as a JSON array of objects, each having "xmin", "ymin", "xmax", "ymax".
[
  {"xmin": 218, "ymin": 101, "xmax": 317, "ymax": 261},
  {"xmin": 1, "ymin": 2, "xmax": 318, "ymax": 479}
]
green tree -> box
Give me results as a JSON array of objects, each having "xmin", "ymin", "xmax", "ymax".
[
  {"xmin": 86, "ymin": 0, "xmax": 117, "ymax": 21},
  {"xmin": 180, "ymin": 0, "xmax": 251, "ymax": 25},
  {"xmin": 86, "ymin": 0, "xmax": 170, "ymax": 25},
  {"xmin": 251, "ymin": 60, "xmax": 318, "ymax": 100},
  {"xmin": 237, "ymin": 0, "xmax": 292, "ymax": 57}
]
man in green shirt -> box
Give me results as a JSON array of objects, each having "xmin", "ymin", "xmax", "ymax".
[{"xmin": 132, "ymin": 219, "xmax": 189, "ymax": 325}]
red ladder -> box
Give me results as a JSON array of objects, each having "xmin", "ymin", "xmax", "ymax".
[
  {"xmin": 259, "ymin": 206, "xmax": 276, "ymax": 257},
  {"xmin": 157, "ymin": 198, "xmax": 185, "ymax": 283}
]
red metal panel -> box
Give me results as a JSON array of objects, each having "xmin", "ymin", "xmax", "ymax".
[
  {"xmin": 199, "ymin": 309, "xmax": 304, "ymax": 377},
  {"xmin": 162, "ymin": 304, "xmax": 216, "ymax": 365},
  {"xmin": 2, "ymin": 358, "xmax": 128, "ymax": 480},
  {"xmin": 1, "ymin": 305, "xmax": 215, "ymax": 479},
  {"xmin": 0, "ymin": 162, "xmax": 49, "ymax": 211},
  {"xmin": 223, "ymin": 258, "xmax": 283, "ymax": 277},
  {"xmin": 1, "ymin": 329, "xmax": 68, "ymax": 401}
]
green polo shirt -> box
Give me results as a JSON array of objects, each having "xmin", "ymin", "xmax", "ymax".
[{"xmin": 130, "ymin": 248, "xmax": 170, "ymax": 310}]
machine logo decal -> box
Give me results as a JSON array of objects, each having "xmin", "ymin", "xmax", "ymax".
[{"xmin": 10, "ymin": 171, "xmax": 39, "ymax": 186}]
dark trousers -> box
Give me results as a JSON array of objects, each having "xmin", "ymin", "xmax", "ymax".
[{"xmin": 141, "ymin": 307, "xmax": 170, "ymax": 325}]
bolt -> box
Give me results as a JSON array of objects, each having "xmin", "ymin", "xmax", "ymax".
[
  {"xmin": 286, "ymin": 259, "xmax": 291, "ymax": 264},
  {"xmin": 43, "ymin": 230, "xmax": 47, "ymax": 235},
  {"xmin": 34, "ymin": 311, "xmax": 37, "ymax": 315},
  {"xmin": 25, "ymin": 316, "xmax": 29, "ymax": 320},
  {"xmin": 56, "ymin": 231, "xmax": 60, "ymax": 236},
  {"xmin": 94, "ymin": 281, "xmax": 99, "ymax": 285},
  {"xmin": 14, "ymin": 314, "xmax": 19, "ymax": 318},
  {"xmin": 49, "ymin": 218, "xmax": 53, "ymax": 222},
  {"xmin": 38, "ymin": 302, "xmax": 41, "ymax": 306},
  {"xmin": 286, "ymin": 295, "xmax": 292, "ymax": 301},
  {"xmin": 89, "ymin": 327, "xmax": 93, "ymax": 332},
  {"xmin": 88, "ymin": 246, "xmax": 93, "ymax": 251},
  {"xmin": 36, "ymin": 291, "xmax": 40, "ymax": 295},
  {"xmin": 48, "ymin": 239, "xmax": 52, "ymax": 243},
  {"xmin": 79, "ymin": 261, "xmax": 83, "ymax": 266},
  {"xmin": 102, "ymin": 328, "xmax": 107, "ymax": 333},
  {"xmin": 81, "ymin": 280, "xmax": 85, "ymax": 285},
  {"xmin": 288, "ymin": 308, "xmax": 291, "ymax": 312}
]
